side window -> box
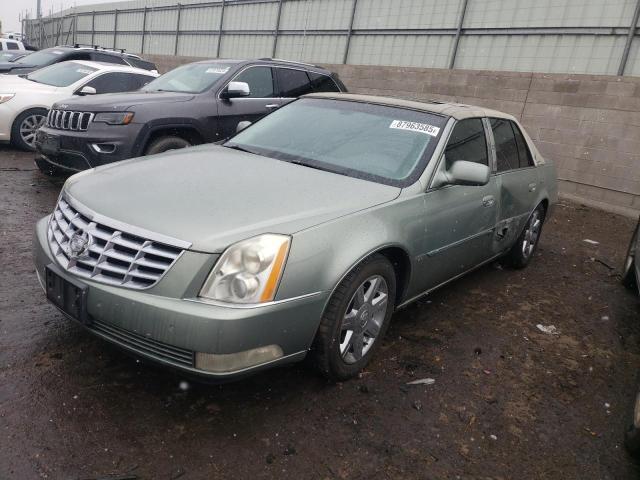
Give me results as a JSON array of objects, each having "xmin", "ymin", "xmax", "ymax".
[
  {"xmin": 66, "ymin": 52, "xmax": 92, "ymax": 61},
  {"xmin": 83, "ymin": 73, "xmax": 145, "ymax": 94},
  {"xmin": 490, "ymin": 118, "xmax": 519, "ymax": 172},
  {"xmin": 276, "ymin": 68, "xmax": 314, "ymax": 97},
  {"xmin": 511, "ymin": 122, "xmax": 534, "ymax": 168},
  {"xmin": 0, "ymin": 43, "xmax": 3, "ymax": 51},
  {"xmin": 135, "ymin": 74, "xmax": 155, "ymax": 89},
  {"xmin": 308, "ymin": 72, "xmax": 340, "ymax": 93},
  {"xmin": 6, "ymin": 42, "xmax": 19, "ymax": 50},
  {"xmin": 233, "ymin": 66, "xmax": 275, "ymax": 98},
  {"xmin": 445, "ymin": 118, "xmax": 488, "ymax": 169},
  {"xmin": 91, "ymin": 52, "xmax": 127, "ymax": 65}
]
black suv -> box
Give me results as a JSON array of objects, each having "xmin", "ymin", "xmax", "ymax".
[
  {"xmin": 0, "ymin": 45, "xmax": 157, "ymax": 75},
  {"xmin": 34, "ymin": 58, "xmax": 346, "ymax": 174}
]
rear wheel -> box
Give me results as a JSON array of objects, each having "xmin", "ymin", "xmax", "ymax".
[
  {"xmin": 502, "ymin": 204, "xmax": 546, "ymax": 269},
  {"xmin": 144, "ymin": 136, "xmax": 191, "ymax": 155},
  {"xmin": 11, "ymin": 108, "xmax": 47, "ymax": 151},
  {"xmin": 622, "ymin": 221, "xmax": 639, "ymax": 290},
  {"xmin": 310, "ymin": 254, "xmax": 396, "ymax": 381}
]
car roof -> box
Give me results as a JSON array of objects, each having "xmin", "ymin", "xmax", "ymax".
[
  {"xmin": 303, "ymin": 92, "xmax": 516, "ymax": 121},
  {"xmin": 190, "ymin": 58, "xmax": 332, "ymax": 74},
  {"xmin": 65, "ymin": 60, "xmax": 158, "ymax": 76}
]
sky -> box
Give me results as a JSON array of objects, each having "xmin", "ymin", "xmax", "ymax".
[{"xmin": 0, "ymin": 0, "xmax": 130, "ymax": 33}]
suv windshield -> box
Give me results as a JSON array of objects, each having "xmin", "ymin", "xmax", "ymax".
[
  {"xmin": 27, "ymin": 61, "xmax": 97, "ymax": 87},
  {"xmin": 226, "ymin": 98, "xmax": 446, "ymax": 187},
  {"xmin": 15, "ymin": 48, "xmax": 64, "ymax": 66},
  {"xmin": 142, "ymin": 63, "xmax": 234, "ymax": 93}
]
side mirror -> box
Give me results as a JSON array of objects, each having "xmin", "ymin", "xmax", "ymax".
[
  {"xmin": 221, "ymin": 81, "xmax": 250, "ymax": 99},
  {"xmin": 77, "ymin": 85, "xmax": 96, "ymax": 96},
  {"xmin": 437, "ymin": 160, "xmax": 490, "ymax": 187},
  {"xmin": 236, "ymin": 121, "xmax": 252, "ymax": 133}
]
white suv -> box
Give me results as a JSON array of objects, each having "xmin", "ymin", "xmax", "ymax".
[{"xmin": 0, "ymin": 60, "xmax": 158, "ymax": 150}]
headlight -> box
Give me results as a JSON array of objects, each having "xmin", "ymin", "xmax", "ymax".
[
  {"xmin": 199, "ymin": 234, "xmax": 291, "ymax": 304},
  {"xmin": 0, "ymin": 93, "xmax": 15, "ymax": 104},
  {"xmin": 93, "ymin": 112, "xmax": 134, "ymax": 125}
]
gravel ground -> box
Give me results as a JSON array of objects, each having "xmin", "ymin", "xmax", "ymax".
[{"xmin": 1, "ymin": 145, "xmax": 640, "ymax": 480}]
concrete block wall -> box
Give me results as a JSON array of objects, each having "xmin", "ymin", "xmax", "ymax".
[{"xmin": 147, "ymin": 54, "xmax": 640, "ymax": 217}]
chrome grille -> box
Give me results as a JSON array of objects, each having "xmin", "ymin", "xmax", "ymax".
[
  {"xmin": 47, "ymin": 197, "xmax": 184, "ymax": 289},
  {"xmin": 46, "ymin": 109, "xmax": 94, "ymax": 131},
  {"xmin": 90, "ymin": 319, "xmax": 195, "ymax": 367}
]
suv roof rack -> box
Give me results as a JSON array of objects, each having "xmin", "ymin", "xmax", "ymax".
[
  {"xmin": 59, "ymin": 44, "xmax": 140, "ymax": 59},
  {"xmin": 258, "ymin": 57, "xmax": 320, "ymax": 68}
]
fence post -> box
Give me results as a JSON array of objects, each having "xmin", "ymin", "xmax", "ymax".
[
  {"xmin": 174, "ymin": 4, "xmax": 182, "ymax": 56},
  {"xmin": 91, "ymin": 10, "xmax": 95, "ymax": 46},
  {"xmin": 618, "ymin": 0, "xmax": 640, "ymax": 75},
  {"xmin": 272, "ymin": 0, "xmax": 284, "ymax": 58},
  {"xmin": 343, "ymin": 0, "xmax": 358, "ymax": 64},
  {"xmin": 73, "ymin": 12, "xmax": 77, "ymax": 45},
  {"xmin": 217, "ymin": 0, "xmax": 226, "ymax": 58},
  {"xmin": 141, "ymin": 7, "xmax": 147, "ymax": 54},
  {"xmin": 449, "ymin": 0, "xmax": 469, "ymax": 69},
  {"xmin": 113, "ymin": 9, "xmax": 118, "ymax": 49}
]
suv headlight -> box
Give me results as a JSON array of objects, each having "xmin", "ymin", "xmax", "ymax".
[
  {"xmin": 93, "ymin": 112, "xmax": 134, "ymax": 125},
  {"xmin": 0, "ymin": 93, "xmax": 15, "ymax": 104},
  {"xmin": 199, "ymin": 234, "xmax": 291, "ymax": 304}
]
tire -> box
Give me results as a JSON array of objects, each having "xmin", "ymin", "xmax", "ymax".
[
  {"xmin": 11, "ymin": 108, "xmax": 47, "ymax": 151},
  {"xmin": 310, "ymin": 254, "xmax": 396, "ymax": 381},
  {"xmin": 144, "ymin": 136, "xmax": 191, "ymax": 155},
  {"xmin": 501, "ymin": 203, "xmax": 546, "ymax": 269},
  {"xmin": 622, "ymin": 221, "xmax": 639, "ymax": 290}
]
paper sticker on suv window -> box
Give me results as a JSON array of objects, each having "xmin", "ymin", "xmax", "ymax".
[
  {"xmin": 206, "ymin": 67, "xmax": 229, "ymax": 74},
  {"xmin": 76, "ymin": 68, "xmax": 94, "ymax": 75},
  {"xmin": 389, "ymin": 120, "xmax": 440, "ymax": 137},
  {"xmin": 52, "ymin": 50, "xmax": 64, "ymax": 55}
]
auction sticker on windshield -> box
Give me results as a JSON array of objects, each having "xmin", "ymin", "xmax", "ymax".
[
  {"xmin": 206, "ymin": 67, "xmax": 230, "ymax": 74},
  {"xmin": 76, "ymin": 68, "xmax": 94, "ymax": 75},
  {"xmin": 389, "ymin": 120, "xmax": 440, "ymax": 137}
]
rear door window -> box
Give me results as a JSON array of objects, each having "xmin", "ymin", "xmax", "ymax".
[
  {"xmin": 6, "ymin": 42, "xmax": 19, "ymax": 50},
  {"xmin": 490, "ymin": 118, "xmax": 519, "ymax": 172},
  {"xmin": 445, "ymin": 118, "xmax": 488, "ymax": 169},
  {"xmin": 308, "ymin": 72, "xmax": 340, "ymax": 93},
  {"xmin": 233, "ymin": 66, "xmax": 275, "ymax": 98},
  {"xmin": 511, "ymin": 122, "xmax": 535, "ymax": 168},
  {"xmin": 276, "ymin": 68, "xmax": 314, "ymax": 97}
]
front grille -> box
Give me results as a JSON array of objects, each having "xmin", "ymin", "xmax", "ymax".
[
  {"xmin": 46, "ymin": 109, "xmax": 94, "ymax": 131},
  {"xmin": 47, "ymin": 197, "xmax": 184, "ymax": 289},
  {"xmin": 90, "ymin": 319, "xmax": 195, "ymax": 367}
]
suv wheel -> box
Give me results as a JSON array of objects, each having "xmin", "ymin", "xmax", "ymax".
[
  {"xmin": 144, "ymin": 136, "xmax": 191, "ymax": 155},
  {"xmin": 12, "ymin": 108, "xmax": 47, "ymax": 151},
  {"xmin": 501, "ymin": 203, "xmax": 546, "ymax": 269},
  {"xmin": 310, "ymin": 254, "xmax": 396, "ymax": 381}
]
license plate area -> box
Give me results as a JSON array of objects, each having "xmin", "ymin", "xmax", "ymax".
[{"xmin": 45, "ymin": 264, "xmax": 89, "ymax": 324}]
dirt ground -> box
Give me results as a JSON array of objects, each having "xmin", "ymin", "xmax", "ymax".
[{"xmin": 1, "ymin": 145, "xmax": 640, "ymax": 480}]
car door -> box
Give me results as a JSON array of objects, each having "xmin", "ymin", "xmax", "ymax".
[
  {"xmin": 275, "ymin": 67, "xmax": 315, "ymax": 105},
  {"xmin": 489, "ymin": 117, "xmax": 539, "ymax": 251},
  {"xmin": 416, "ymin": 118, "xmax": 500, "ymax": 292},
  {"xmin": 216, "ymin": 65, "xmax": 279, "ymax": 139}
]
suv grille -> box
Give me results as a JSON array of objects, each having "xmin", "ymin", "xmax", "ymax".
[
  {"xmin": 46, "ymin": 109, "xmax": 94, "ymax": 131},
  {"xmin": 47, "ymin": 197, "xmax": 184, "ymax": 289}
]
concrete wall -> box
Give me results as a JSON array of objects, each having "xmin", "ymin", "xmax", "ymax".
[{"xmin": 147, "ymin": 54, "xmax": 640, "ymax": 217}]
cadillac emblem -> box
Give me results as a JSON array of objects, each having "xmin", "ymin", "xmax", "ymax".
[{"xmin": 67, "ymin": 230, "xmax": 92, "ymax": 259}]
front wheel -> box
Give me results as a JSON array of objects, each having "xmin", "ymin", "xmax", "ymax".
[
  {"xmin": 502, "ymin": 204, "xmax": 546, "ymax": 269},
  {"xmin": 310, "ymin": 254, "xmax": 396, "ymax": 381},
  {"xmin": 11, "ymin": 108, "xmax": 47, "ymax": 151},
  {"xmin": 622, "ymin": 221, "xmax": 639, "ymax": 290},
  {"xmin": 144, "ymin": 136, "xmax": 191, "ymax": 155}
]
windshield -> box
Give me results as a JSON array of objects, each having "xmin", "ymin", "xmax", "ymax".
[
  {"xmin": 226, "ymin": 98, "xmax": 447, "ymax": 186},
  {"xmin": 142, "ymin": 62, "xmax": 234, "ymax": 93},
  {"xmin": 27, "ymin": 61, "xmax": 97, "ymax": 87},
  {"xmin": 14, "ymin": 48, "xmax": 64, "ymax": 66}
]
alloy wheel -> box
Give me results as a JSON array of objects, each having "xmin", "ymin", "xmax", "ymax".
[
  {"xmin": 20, "ymin": 113, "xmax": 46, "ymax": 147},
  {"xmin": 339, "ymin": 275, "xmax": 388, "ymax": 364},
  {"xmin": 522, "ymin": 210, "xmax": 542, "ymax": 259}
]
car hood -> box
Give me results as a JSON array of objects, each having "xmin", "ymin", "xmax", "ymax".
[
  {"xmin": 52, "ymin": 91, "xmax": 195, "ymax": 112},
  {"xmin": 0, "ymin": 76, "xmax": 56, "ymax": 92},
  {"xmin": 64, "ymin": 145, "xmax": 401, "ymax": 253},
  {"xmin": 0, "ymin": 62, "xmax": 36, "ymax": 73}
]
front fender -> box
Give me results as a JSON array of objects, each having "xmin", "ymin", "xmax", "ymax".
[{"xmin": 133, "ymin": 118, "xmax": 210, "ymax": 156}]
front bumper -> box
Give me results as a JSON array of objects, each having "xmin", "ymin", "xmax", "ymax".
[
  {"xmin": 34, "ymin": 124, "xmax": 143, "ymax": 173},
  {"xmin": 34, "ymin": 216, "xmax": 328, "ymax": 379}
]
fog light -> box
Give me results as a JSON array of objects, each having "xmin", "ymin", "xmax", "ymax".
[{"xmin": 195, "ymin": 345, "xmax": 284, "ymax": 373}]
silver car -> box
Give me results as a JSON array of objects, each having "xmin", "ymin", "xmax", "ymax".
[{"xmin": 34, "ymin": 94, "xmax": 558, "ymax": 381}]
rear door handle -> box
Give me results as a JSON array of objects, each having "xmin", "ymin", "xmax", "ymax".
[
  {"xmin": 482, "ymin": 195, "xmax": 495, "ymax": 208},
  {"xmin": 265, "ymin": 104, "xmax": 280, "ymax": 109},
  {"xmin": 528, "ymin": 182, "xmax": 537, "ymax": 192}
]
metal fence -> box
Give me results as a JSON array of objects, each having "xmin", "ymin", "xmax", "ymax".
[{"xmin": 23, "ymin": 0, "xmax": 640, "ymax": 76}]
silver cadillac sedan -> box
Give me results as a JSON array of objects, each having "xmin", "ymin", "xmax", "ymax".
[{"xmin": 34, "ymin": 93, "xmax": 557, "ymax": 381}]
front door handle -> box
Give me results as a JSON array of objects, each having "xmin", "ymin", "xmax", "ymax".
[
  {"xmin": 528, "ymin": 182, "xmax": 537, "ymax": 192},
  {"xmin": 265, "ymin": 104, "xmax": 280, "ymax": 109},
  {"xmin": 482, "ymin": 195, "xmax": 495, "ymax": 208}
]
